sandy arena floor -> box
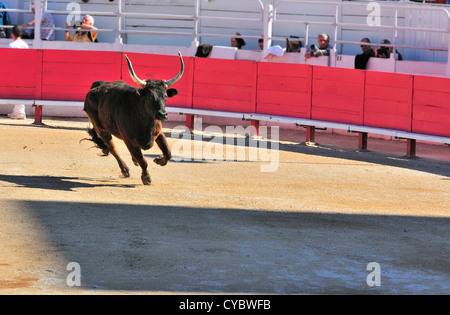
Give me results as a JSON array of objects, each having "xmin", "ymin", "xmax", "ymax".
[{"xmin": 0, "ymin": 116, "xmax": 449, "ymax": 295}]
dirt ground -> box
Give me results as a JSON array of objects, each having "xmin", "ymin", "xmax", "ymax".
[{"xmin": 0, "ymin": 116, "xmax": 448, "ymax": 295}]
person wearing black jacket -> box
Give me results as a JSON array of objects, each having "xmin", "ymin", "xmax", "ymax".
[{"xmin": 355, "ymin": 38, "xmax": 375, "ymax": 70}]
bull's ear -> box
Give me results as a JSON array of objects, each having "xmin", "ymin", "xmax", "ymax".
[{"xmin": 167, "ymin": 88, "xmax": 178, "ymax": 98}]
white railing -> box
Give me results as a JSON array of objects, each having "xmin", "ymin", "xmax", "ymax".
[
  {"xmin": 1, "ymin": 0, "xmax": 449, "ymax": 64},
  {"xmin": 271, "ymin": 1, "xmax": 450, "ymax": 60}
]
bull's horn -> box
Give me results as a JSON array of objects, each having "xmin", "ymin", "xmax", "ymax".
[
  {"xmin": 165, "ymin": 52, "xmax": 184, "ymax": 87},
  {"xmin": 125, "ymin": 54, "xmax": 147, "ymax": 88}
]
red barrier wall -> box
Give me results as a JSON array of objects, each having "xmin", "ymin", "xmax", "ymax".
[
  {"xmin": 364, "ymin": 72, "xmax": 413, "ymax": 132},
  {"xmin": 0, "ymin": 48, "xmax": 42, "ymax": 100},
  {"xmin": 0, "ymin": 48, "xmax": 449, "ymax": 140},
  {"xmin": 41, "ymin": 50, "xmax": 122, "ymax": 101},
  {"xmin": 412, "ymin": 75, "xmax": 450, "ymax": 137},
  {"xmin": 121, "ymin": 53, "xmax": 194, "ymax": 109},
  {"xmin": 256, "ymin": 62, "xmax": 312, "ymax": 118},
  {"xmin": 192, "ymin": 58, "xmax": 257, "ymax": 113},
  {"xmin": 312, "ymin": 66, "xmax": 365, "ymax": 125}
]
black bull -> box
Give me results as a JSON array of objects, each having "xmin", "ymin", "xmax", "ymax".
[{"xmin": 83, "ymin": 52, "xmax": 184, "ymax": 185}]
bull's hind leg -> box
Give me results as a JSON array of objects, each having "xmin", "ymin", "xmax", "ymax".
[
  {"xmin": 97, "ymin": 130, "xmax": 131, "ymax": 178},
  {"xmin": 85, "ymin": 111, "xmax": 131, "ymax": 178},
  {"xmin": 125, "ymin": 142, "xmax": 151, "ymax": 185}
]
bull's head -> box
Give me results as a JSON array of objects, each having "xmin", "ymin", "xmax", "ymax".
[{"xmin": 124, "ymin": 52, "xmax": 184, "ymax": 120}]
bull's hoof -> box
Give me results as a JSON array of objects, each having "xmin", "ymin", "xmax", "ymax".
[
  {"xmin": 153, "ymin": 156, "xmax": 168, "ymax": 166},
  {"xmin": 141, "ymin": 174, "xmax": 152, "ymax": 185},
  {"xmin": 121, "ymin": 168, "xmax": 130, "ymax": 178}
]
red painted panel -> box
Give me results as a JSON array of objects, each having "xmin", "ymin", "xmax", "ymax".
[
  {"xmin": 364, "ymin": 72, "xmax": 413, "ymax": 131},
  {"xmin": 312, "ymin": 66, "xmax": 365, "ymax": 125},
  {"xmin": 121, "ymin": 53, "xmax": 194, "ymax": 109},
  {"xmin": 41, "ymin": 50, "xmax": 122, "ymax": 101},
  {"xmin": 0, "ymin": 48, "xmax": 42, "ymax": 99},
  {"xmin": 412, "ymin": 75, "xmax": 450, "ymax": 137},
  {"xmin": 192, "ymin": 58, "xmax": 257, "ymax": 113},
  {"xmin": 256, "ymin": 63, "xmax": 312, "ymax": 118}
]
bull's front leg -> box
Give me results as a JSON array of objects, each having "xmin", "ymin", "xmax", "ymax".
[
  {"xmin": 154, "ymin": 131, "xmax": 171, "ymax": 166},
  {"xmin": 125, "ymin": 142, "xmax": 151, "ymax": 185}
]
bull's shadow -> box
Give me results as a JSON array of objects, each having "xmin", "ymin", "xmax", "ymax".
[{"xmin": 0, "ymin": 174, "xmax": 136, "ymax": 191}]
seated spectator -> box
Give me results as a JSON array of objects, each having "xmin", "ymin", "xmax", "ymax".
[
  {"xmin": 21, "ymin": 3, "xmax": 55, "ymax": 41},
  {"xmin": 376, "ymin": 39, "xmax": 403, "ymax": 60},
  {"xmin": 286, "ymin": 35, "xmax": 302, "ymax": 53},
  {"xmin": 8, "ymin": 25, "xmax": 28, "ymax": 49},
  {"xmin": 258, "ymin": 37, "xmax": 264, "ymax": 50},
  {"xmin": 65, "ymin": 15, "xmax": 98, "ymax": 42},
  {"xmin": 195, "ymin": 44, "xmax": 213, "ymax": 58},
  {"xmin": 263, "ymin": 45, "xmax": 285, "ymax": 59},
  {"xmin": 354, "ymin": 37, "xmax": 375, "ymax": 70},
  {"xmin": 231, "ymin": 32, "xmax": 246, "ymax": 49},
  {"xmin": 305, "ymin": 33, "xmax": 331, "ymax": 58}
]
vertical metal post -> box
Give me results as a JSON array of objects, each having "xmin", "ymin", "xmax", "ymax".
[
  {"xmin": 407, "ymin": 139, "xmax": 417, "ymax": 158},
  {"xmin": 263, "ymin": 4, "xmax": 273, "ymax": 50},
  {"xmin": 32, "ymin": 105, "xmax": 44, "ymax": 125},
  {"xmin": 186, "ymin": 114, "xmax": 195, "ymax": 132},
  {"xmin": 117, "ymin": 0, "xmax": 122, "ymax": 44},
  {"xmin": 33, "ymin": 0, "xmax": 43, "ymax": 49},
  {"xmin": 306, "ymin": 126, "xmax": 315, "ymax": 144},
  {"xmin": 359, "ymin": 132, "xmax": 368, "ymax": 151},
  {"xmin": 193, "ymin": 0, "xmax": 200, "ymax": 46},
  {"xmin": 251, "ymin": 120, "xmax": 260, "ymax": 137}
]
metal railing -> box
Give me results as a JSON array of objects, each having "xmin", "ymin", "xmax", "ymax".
[
  {"xmin": 271, "ymin": 1, "xmax": 450, "ymax": 58},
  {"xmin": 1, "ymin": 0, "xmax": 449, "ymax": 63}
]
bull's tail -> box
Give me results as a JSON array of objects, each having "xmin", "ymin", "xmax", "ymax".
[{"xmin": 81, "ymin": 128, "xmax": 110, "ymax": 156}]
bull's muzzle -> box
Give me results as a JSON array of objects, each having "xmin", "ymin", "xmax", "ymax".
[{"xmin": 157, "ymin": 110, "xmax": 169, "ymax": 121}]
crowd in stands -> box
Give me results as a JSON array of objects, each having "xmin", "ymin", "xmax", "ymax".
[{"xmin": 0, "ymin": 1, "xmax": 98, "ymax": 43}]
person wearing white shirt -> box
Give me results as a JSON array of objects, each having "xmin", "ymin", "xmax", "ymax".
[
  {"xmin": 7, "ymin": 26, "xmax": 28, "ymax": 119},
  {"xmin": 8, "ymin": 25, "xmax": 29, "ymax": 49}
]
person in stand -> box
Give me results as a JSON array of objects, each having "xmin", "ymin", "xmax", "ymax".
[
  {"xmin": 21, "ymin": 3, "xmax": 55, "ymax": 40},
  {"xmin": 231, "ymin": 32, "xmax": 246, "ymax": 49},
  {"xmin": 355, "ymin": 37, "xmax": 375, "ymax": 70},
  {"xmin": 305, "ymin": 33, "xmax": 331, "ymax": 59},
  {"xmin": 65, "ymin": 15, "xmax": 98, "ymax": 42},
  {"xmin": 376, "ymin": 39, "xmax": 403, "ymax": 60},
  {"xmin": 7, "ymin": 26, "xmax": 28, "ymax": 119}
]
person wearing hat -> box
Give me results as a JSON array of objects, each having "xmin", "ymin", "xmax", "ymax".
[{"xmin": 231, "ymin": 32, "xmax": 246, "ymax": 49}]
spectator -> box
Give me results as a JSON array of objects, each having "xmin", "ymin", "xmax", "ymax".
[
  {"xmin": 195, "ymin": 44, "xmax": 213, "ymax": 58},
  {"xmin": 0, "ymin": 1, "xmax": 11, "ymax": 38},
  {"xmin": 65, "ymin": 15, "xmax": 98, "ymax": 42},
  {"xmin": 305, "ymin": 33, "xmax": 331, "ymax": 59},
  {"xmin": 286, "ymin": 35, "xmax": 302, "ymax": 53},
  {"xmin": 231, "ymin": 32, "xmax": 246, "ymax": 49},
  {"xmin": 258, "ymin": 37, "xmax": 264, "ymax": 50},
  {"xmin": 262, "ymin": 45, "xmax": 285, "ymax": 59},
  {"xmin": 354, "ymin": 38, "xmax": 375, "ymax": 70},
  {"xmin": 8, "ymin": 25, "xmax": 28, "ymax": 49},
  {"xmin": 21, "ymin": 2, "xmax": 55, "ymax": 40},
  {"xmin": 7, "ymin": 26, "xmax": 28, "ymax": 120},
  {"xmin": 376, "ymin": 39, "xmax": 403, "ymax": 60}
]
